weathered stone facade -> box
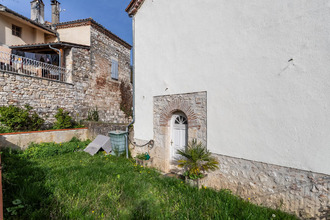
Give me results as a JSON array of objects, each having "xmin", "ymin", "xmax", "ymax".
[
  {"xmin": 0, "ymin": 71, "xmax": 79, "ymax": 124},
  {"xmin": 84, "ymin": 121, "xmax": 128, "ymax": 139},
  {"xmin": 134, "ymin": 91, "xmax": 207, "ymax": 172},
  {"xmin": 206, "ymin": 154, "xmax": 330, "ymax": 219},
  {"xmin": 0, "ymin": 23, "xmax": 131, "ymax": 125}
]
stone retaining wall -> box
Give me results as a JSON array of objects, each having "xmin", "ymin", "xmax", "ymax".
[
  {"xmin": 0, "ymin": 71, "xmax": 79, "ymax": 124},
  {"xmin": 0, "ymin": 128, "xmax": 88, "ymax": 150},
  {"xmin": 84, "ymin": 121, "xmax": 128, "ymax": 139}
]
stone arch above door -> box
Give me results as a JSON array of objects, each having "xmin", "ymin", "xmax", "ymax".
[
  {"xmin": 152, "ymin": 91, "xmax": 207, "ymax": 172},
  {"xmin": 159, "ymin": 98, "xmax": 199, "ymax": 128},
  {"xmin": 153, "ymin": 91, "xmax": 207, "ymax": 142}
]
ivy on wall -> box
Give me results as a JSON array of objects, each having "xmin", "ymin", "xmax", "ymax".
[{"xmin": 119, "ymin": 80, "xmax": 133, "ymax": 118}]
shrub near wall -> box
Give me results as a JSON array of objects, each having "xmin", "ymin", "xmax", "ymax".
[
  {"xmin": 0, "ymin": 105, "xmax": 44, "ymax": 132},
  {"xmin": 0, "ymin": 106, "xmax": 84, "ymax": 135}
]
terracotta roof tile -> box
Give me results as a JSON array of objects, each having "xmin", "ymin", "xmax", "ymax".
[
  {"xmin": 126, "ymin": 0, "xmax": 146, "ymax": 16},
  {"xmin": 10, "ymin": 41, "xmax": 90, "ymax": 49}
]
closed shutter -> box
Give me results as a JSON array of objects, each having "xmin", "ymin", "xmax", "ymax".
[{"xmin": 111, "ymin": 59, "xmax": 118, "ymax": 80}]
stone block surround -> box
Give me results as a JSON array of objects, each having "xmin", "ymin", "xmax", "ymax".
[{"xmin": 152, "ymin": 91, "xmax": 207, "ymax": 171}]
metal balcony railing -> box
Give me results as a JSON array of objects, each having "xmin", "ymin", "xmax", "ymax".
[{"xmin": 0, "ymin": 51, "xmax": 70, "ymax": 82}]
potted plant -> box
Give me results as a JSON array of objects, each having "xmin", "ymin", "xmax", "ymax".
[
  {"xmin": 135, "ymin": 152, "xmax": 152, "ymax": 167},
  {"xmin": 176, "ymin": 140, "xmax": 219, "ymax": 188}
]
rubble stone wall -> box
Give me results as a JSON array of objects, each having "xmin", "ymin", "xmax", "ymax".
[
  {"xmin": 0, "ymin": 71, "xmax": 79, "ymax": 125},
  {"xmin": 0, "ymin": 26, "xmax": 131, "ymax": 125},
  {"xmin": 207, "ymin": 154, "xmax": 330, "ymax": 219},
  {"xmin": 71, "ymin": 26, "xmax": 131, "ymax": 123}
]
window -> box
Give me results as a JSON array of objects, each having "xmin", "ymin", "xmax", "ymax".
[
  {"xmin": 111, "ymin": 59, "xmax": 118, "ymax": 80},
  {"xmin": 12, "ymin": 25, "xmax": 22, "ymax": 37}
]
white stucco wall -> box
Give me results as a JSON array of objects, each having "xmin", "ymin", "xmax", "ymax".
[
  {"xmin": 57, "ymin": 26, "xmax": 91, "ymax": 46},
  {"xmin": 133, "ymin": 0, "xmax": 330, "ymax": 175}
]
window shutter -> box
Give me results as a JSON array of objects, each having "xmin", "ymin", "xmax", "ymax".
[
  {"xmin": 115, "ymin": 60, "xmax": 118, "ymax": 79},
  {"xmin": 111, "ymin": 59, "xmax": 118, "ymax": 80}
]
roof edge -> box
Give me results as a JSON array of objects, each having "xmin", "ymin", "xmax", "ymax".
[
  {"xmin": 10, "ymin": 41, "xmax": 90, "ymax": 49},
  {"xmin": 125, "ymin": 0, "xmax": 146, "ymax": 17},
  {"xmin": 0, "ymin": 4, "xmax": 56, "ymax": 35},
  {"xmin": 55, "ymin": 18, "xmax": 132, "ymax": 50}
]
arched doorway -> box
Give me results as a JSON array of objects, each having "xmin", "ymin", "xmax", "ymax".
[{"xmin": 170, "ymin": 112, "xmax": 188, "ymax": 162}]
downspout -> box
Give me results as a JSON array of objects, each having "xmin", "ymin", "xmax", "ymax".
[
  {"xmin": 49, "ymin": 31, "xmax": 61, "ymax": 67},
  {"xmin": 49, "ymin": 32, "xmax": 62, "ymax": 80},
  {"xmin": 126, "ymin": 16, "xmax": 136, "ymax": 158},
  {"xmin": 48, "ymin": 44, "xmax": 61, "ymax": 67},
  {"xmin": 49, "ymin": 44, "xmax": 62, "ymax": 81}
]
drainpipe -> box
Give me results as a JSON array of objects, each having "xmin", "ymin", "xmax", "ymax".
[
  {"xmin": 125, "ymin": 16, "xmax": 136, "ymax": 158},
  {"xmin": 48, "ymin": 44, "xmax": 61, "ymax": 67},
  {"xmin": 49, "ymin": 44, "xmax": 62, "ymax": 81},
  {"xmin": 49, "ymin": 31, "xmax": 61, "ymax": 66}
]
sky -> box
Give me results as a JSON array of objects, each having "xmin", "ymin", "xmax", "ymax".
[{"xmin": 0, "ymin": 0, "xmax": 133, "ymax": 45}]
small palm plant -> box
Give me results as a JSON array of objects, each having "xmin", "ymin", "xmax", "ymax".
[{"xmin": 176, "ymin": 139, "xmax": 219, "ymax": 180}]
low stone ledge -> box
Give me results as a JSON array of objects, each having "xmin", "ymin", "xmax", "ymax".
[
  {"xmin": 84, "ymin": 121, "xmax": 128, "ymax": 139},
  {"xmin": 0, "ymin": 128, "xmax": 88, "ymax": 150}
]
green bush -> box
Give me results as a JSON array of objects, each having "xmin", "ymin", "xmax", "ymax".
[
  {"xmin": 23, "ymin": 137, "xmax": 91, "ymax": 159},
  {"xmin": 53, "ymin": 108, "xmax": 74, "ymax": 129},
  {"xmin": 177, "ymin": 140, "xmax": 219, "ymax": 180},
  {"xmin": 0, "ymin": 126, "xmax": 14, "ymax": 134},
  {"xmin": 53, "ymin": 109, "xmax": 84, "ymax": 129},
  {"xmin": 120, "ymin": 80, "xmax": 133, "ymax": 118},
  {"xmin": 87, "ymin": 107, "xmax": 99, "ymax": 122},
  {"xmin": 0, "ymin": 105, "xmax": 44, "ymax": 132}
]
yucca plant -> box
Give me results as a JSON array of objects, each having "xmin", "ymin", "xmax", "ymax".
[{"xmin": 176, "ymin": 139, "xmax": 219, "ymax": 180}]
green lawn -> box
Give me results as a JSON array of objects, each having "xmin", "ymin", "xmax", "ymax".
[{"xmin": 1, "ymin": 139, "xmax": 298, "ymax": 219}]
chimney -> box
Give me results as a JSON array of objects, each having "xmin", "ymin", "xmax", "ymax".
[
  {"xmin": 30, "ymin": 0, "xmax": 45, "ymax": 24},
  {"xmin": 51, "ymin": 0, "xmax": 60, "ymax": 24}
]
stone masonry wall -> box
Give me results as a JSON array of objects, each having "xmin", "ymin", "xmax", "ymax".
[
  {"xmin": 136, "ymin": 91, "xmax": 207, "ymax": 172},
  {"xmin": 0, "ymin": 71, "xmax": 80, "ymax": 125},
  {"xmin": 84, "ymin": 121, "xmax": 127, "ymax": 139},
  {"xmin": 70, "ymin": 26, "xmax": 131, "ymax": 123},
  {"xmin": 206, "ymin": 154, "xmax": 329, "ymax": 219},
  {"xmin": 0, "ymin": 26, "xmax": 131, "ymax": 125}
]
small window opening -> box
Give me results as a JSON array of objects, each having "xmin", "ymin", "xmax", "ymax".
[
  {"xmin": 174, "ymin": 115, "xmax": 187, "ymax": 125},
  {"xmin": 12, "ymin": 25, "xmax": 22, "ymax": 37},
  {"xmin": 111, "ymin": 59, "xmax": 118, "ymax": 80}
]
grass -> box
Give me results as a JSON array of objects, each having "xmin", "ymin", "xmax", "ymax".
[{"xmin": 1, "ymin": 139, "xmax": 299, "ymax": 219}]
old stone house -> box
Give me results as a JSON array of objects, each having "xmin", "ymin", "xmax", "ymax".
[
  {"xmin": 126, "ymin": 0, "xmax": 330, "ymax": 218},
  {"xmin": 0, "ymin": 0, "xmax": 131, "ymax": 124}
]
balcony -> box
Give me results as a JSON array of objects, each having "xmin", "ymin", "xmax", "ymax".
[{"xmin": 0, "ymin": 50, "xmax": 70, "ymax": 82}]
